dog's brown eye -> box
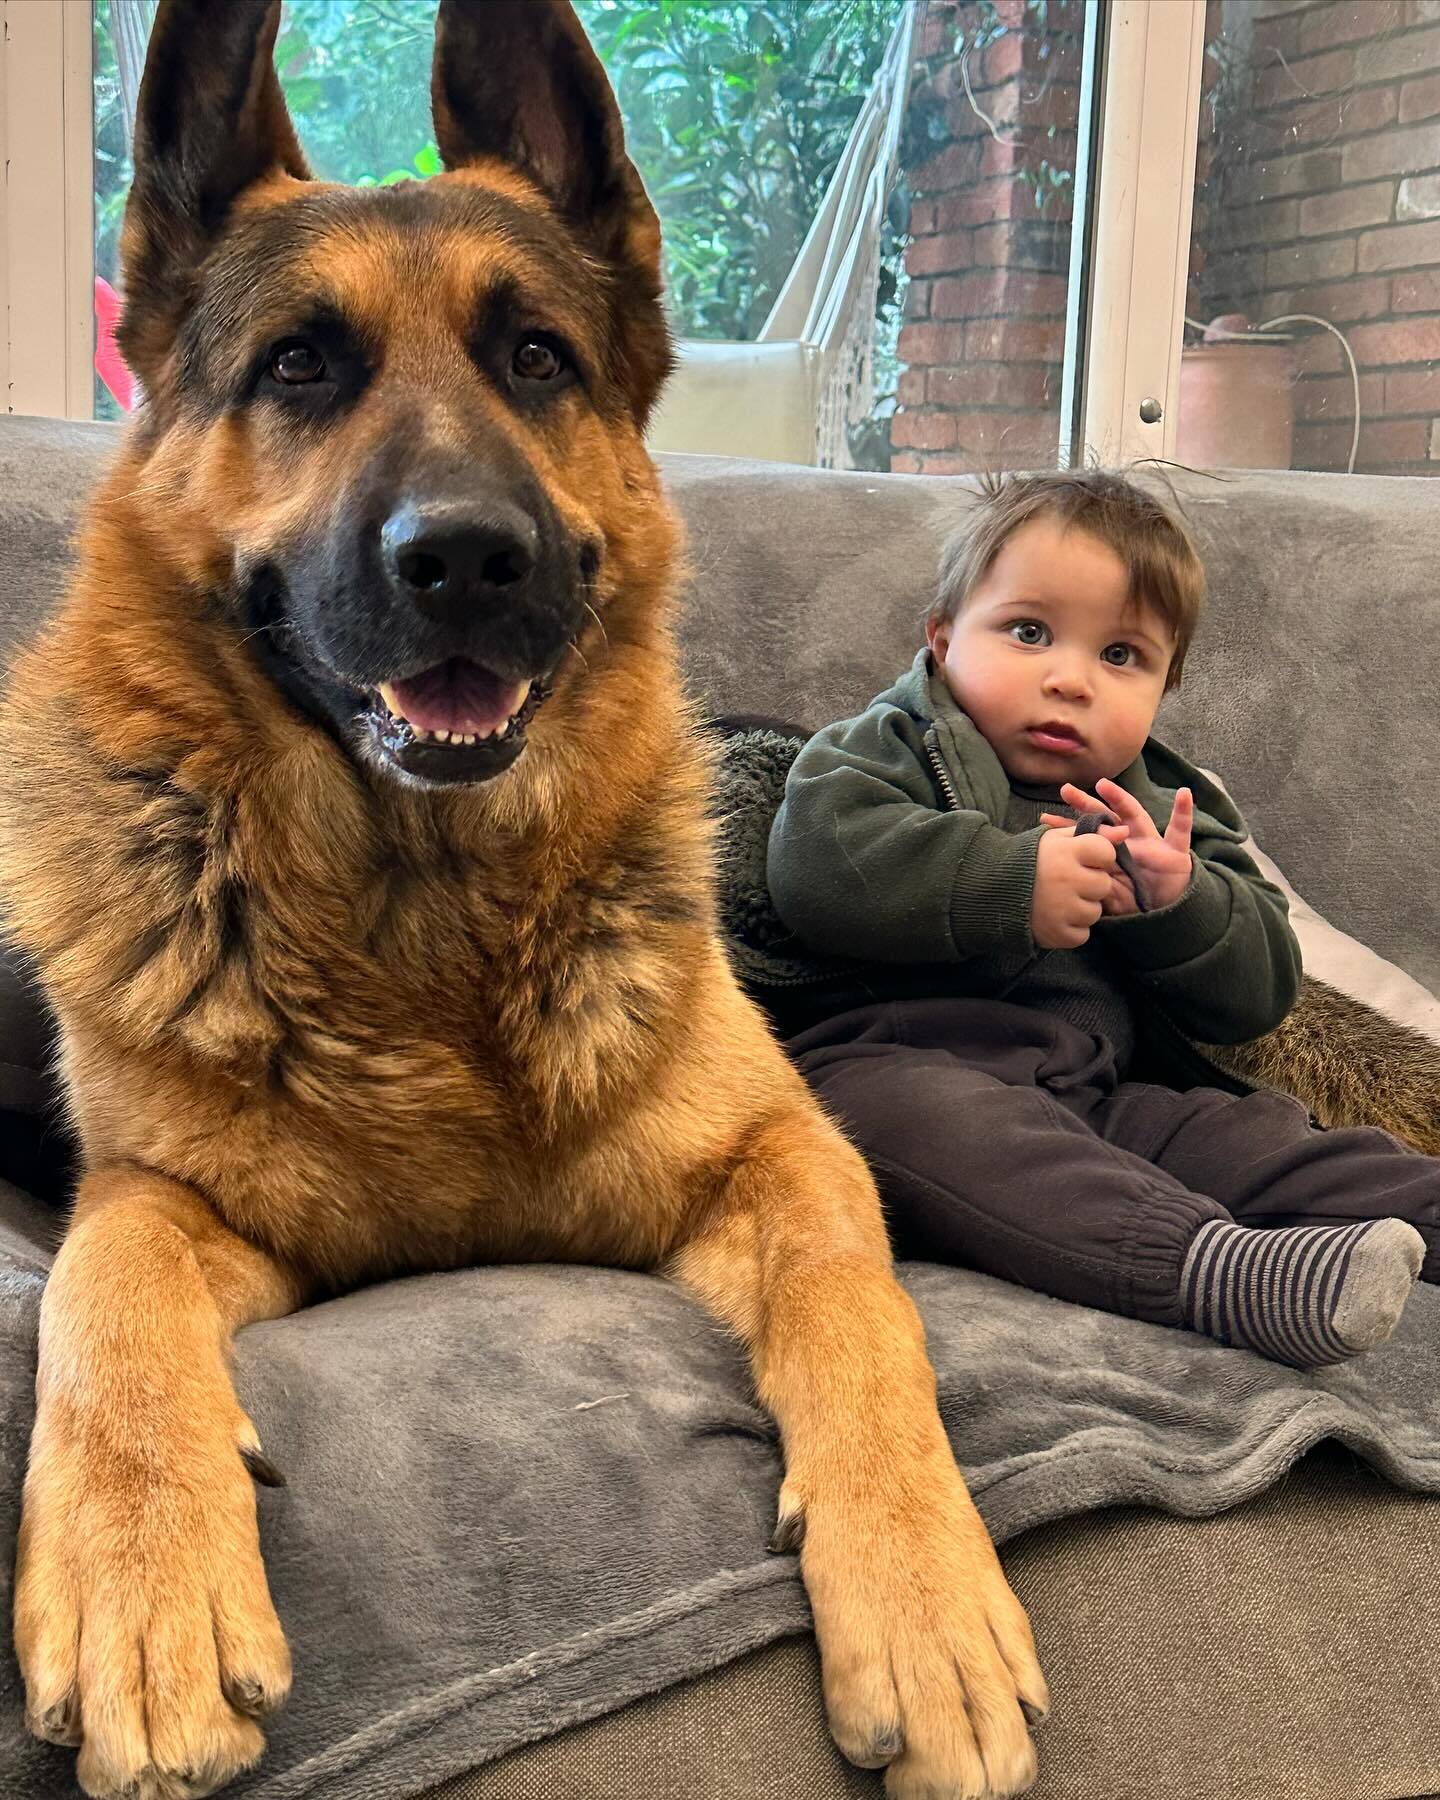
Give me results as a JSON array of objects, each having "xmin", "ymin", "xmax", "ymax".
[
  {"xmin": 271, "ymin": 342, "xmax": 326, "ymax": 385},
  {"xmin": 512, "ymin": 338, "xmax": 563, "ymax": 382}
]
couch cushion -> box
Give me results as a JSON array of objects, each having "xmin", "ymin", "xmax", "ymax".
[
  {"xmin": 0, "ymin": 416, "xmax": 113, "ymax": 676},
  {"xmin": 6, "ymin": 1198, "xmax": 1440, "ymax": 1800},
  {"xmin": 422, "ymin": 1445, "xmax": 1440, "ymax": 1800}
]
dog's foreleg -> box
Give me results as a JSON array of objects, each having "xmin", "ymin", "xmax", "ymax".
[
  {"xmin": 671, "ymin": 1098, "xmax": 1047, "ymax": 1800},
  {"xmin": 15, "ymin": 1165, "xmax": 303, "ymax": 1800}
]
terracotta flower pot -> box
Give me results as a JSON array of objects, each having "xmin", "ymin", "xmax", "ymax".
[{"xmin": 1177, "ymin": 339, "xmax": 1296, "ymax": 471}]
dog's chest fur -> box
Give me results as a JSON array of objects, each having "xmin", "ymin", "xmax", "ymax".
[{"xmin": 9, "ymin": 716, "xmax": 713, "ymax": 1287}]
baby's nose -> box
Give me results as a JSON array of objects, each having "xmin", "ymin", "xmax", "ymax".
[{"xmin": 1043, "ymin": 657, "xmax": 1093, "ymax": 698}]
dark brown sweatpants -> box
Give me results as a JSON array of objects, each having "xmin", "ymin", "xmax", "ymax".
[{"xmin": 788, "ymin": 999, "xmax": 1440, "ymax": 1328}]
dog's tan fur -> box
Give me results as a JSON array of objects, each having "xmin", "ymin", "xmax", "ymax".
[{"xmin": 1, "ymin": 4, "xmax": 1045, "ymax": 1797}]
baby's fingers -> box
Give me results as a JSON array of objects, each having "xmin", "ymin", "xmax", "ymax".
[
  {"xmin": 1058, "ymin": 782, "xmax": 1109, "ymax": 816},
  {"xmin": 1095, "ymin": 778, "xmax": 1157, "ymax": 835},
  {"xmin": 1165, "ymin": 787, "xmax": 1195, "ymax": 852}
]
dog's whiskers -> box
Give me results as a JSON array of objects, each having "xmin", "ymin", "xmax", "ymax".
[
  {"xmin": 582, "ymin": 600, "xmax": 609, "ymax": 649},
  {"xmin": 233, "ymin": 617, "xmax": 293, "ymax": 650}
]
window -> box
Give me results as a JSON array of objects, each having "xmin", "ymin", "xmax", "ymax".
[
  {"xmin": 88, "ymin": 0, "xmax": 926, "ymax": 465},
  {"xmin": 1181, "ymin": 0, "xmax": 1440, "ymax": 476},
  {"xmin": 891, "ymin": 0, "xmax": 1093, "ymax": 475},
  {"xmin": 20, "ymin": 0, "xmax": 1434, "ymax": 478}
]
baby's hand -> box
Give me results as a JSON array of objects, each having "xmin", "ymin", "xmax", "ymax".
[
  {"xmin": 1046, "ymin": 779, "xmax": 1194, "ymax": 913},
  {"xmin": 1031, "ymin": 824, "xmax": 1119, "ymax": 948}
]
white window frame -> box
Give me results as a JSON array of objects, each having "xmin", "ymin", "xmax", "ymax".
[
  {"xmin": 0, "ymin": 0, "xmax": 1209, "ymax": 450},
  {"xmin": 1078, "ymin": 0, "xmax": 1206, "ymax": 465},
  {"xmin": 1, "ymin": 0, "xmax": 94, "ymax": 420}
]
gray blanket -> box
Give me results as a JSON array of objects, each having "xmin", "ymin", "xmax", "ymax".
[
  {"xmin": 4, "ymin": 730, "xmax": 1440, "ymax": 1799},
  {"xmin": 4, "ymin": 1179, "xmax": 1440, "ymax": 1800}
]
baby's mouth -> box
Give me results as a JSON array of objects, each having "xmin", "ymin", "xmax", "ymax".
[{"xmin": 1026, "ymin": 720, "xmax": 1086, "ymax": 751}]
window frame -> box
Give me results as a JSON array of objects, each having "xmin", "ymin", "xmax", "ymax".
[
  {"xmin": 1078, "ymin": 0, "xmax": 1206, "ymax": 465},
  {"xmin": 1, "ymin": 0, "xmax": 94, "ymax": 420}
]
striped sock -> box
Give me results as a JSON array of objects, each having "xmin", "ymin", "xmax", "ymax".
[{"xmin": 1180, "ymin": 1217, "xmax": 1424, "ymax": 1369}]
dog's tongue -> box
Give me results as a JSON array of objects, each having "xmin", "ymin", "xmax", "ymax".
[{"xmin": 383, "ymin": 659, "xmax": 529, "ymax": 737}]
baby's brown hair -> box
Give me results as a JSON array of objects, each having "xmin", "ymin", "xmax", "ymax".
[{"xmin": 930, "ymin": 468, "xmax": 1206, "ymax": 691}]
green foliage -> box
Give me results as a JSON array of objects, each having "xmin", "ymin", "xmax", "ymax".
[
  {"xmin": 576, "ymin": 0, "xmax": 902, "ymax": 339},
  {"xmin": 92, "ymin": 0, "xmax": 137, "ymax": 290},
  {"xmin": 94, "ymin": 0, "xmax": 902, "ymax": 344}
]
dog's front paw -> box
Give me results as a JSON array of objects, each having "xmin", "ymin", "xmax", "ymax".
[
  {"xmin": 15, "ymin": 1398, "xmax": 290, "ymax": 1799},
  {"xmin": 791, "ymin": 1458, "xmax": 1047, "ymax": 1799}
]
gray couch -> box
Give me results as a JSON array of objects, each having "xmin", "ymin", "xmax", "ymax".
[{"xmin": 1, "ymin": 417, "xmax": 1438, "ymax": 1800}]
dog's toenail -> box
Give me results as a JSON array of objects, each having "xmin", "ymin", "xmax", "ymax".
[
  {"xmin": 32, "ymin": 1695, "xmax": 79, "ymax": 1744},
  {"xmin": 225, "ymin": 1673, "xmax": 265, "ymax": 1714},
  {"xmin": 767, "ymin": 1508, "xmax": 805, "ymax": 1554},
  {"xmin": 240, "ymin": 1444, "xmax": 286, "ymax": 1487},
  {"xmin": 1022, "ymin": 1698, "xmax": 1049, "ymax": 1728}
]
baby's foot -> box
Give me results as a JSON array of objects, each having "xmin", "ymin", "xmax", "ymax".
[{"xmin": 1181, "ymin": 1216, "xmax": 1423, "ymax": 1368}]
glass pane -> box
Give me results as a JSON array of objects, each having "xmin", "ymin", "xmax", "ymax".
[
  {"xmin": 891, "ymin": 0, "xmax": 1092, "ymax": 476},
  {"xmin": 1183, "ymin": 0, "xmax": 1440, "ymax": 475},
  {"xmin": 92, "ymin": 0, "xmax": 1095, "ymax": 470},
  {"xmin": 94, "ymin": 0, "xmax": 438, "ymax": 419},
  {"xmin": 95, "ymin": 0, "xmax": 909, "ymax": 457}
]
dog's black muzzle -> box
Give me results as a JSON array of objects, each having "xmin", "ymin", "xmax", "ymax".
[{"xmin": 244, "ymin": 461, "xmax": 594, "ymax": 787}]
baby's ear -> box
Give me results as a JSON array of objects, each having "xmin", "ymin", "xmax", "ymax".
[{"xmin": 925, "ymin": 615, "xmax": 951, "ymax": 662}]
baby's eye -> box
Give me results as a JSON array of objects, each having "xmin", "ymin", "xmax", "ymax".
[
  {"xmin": 1102, "ymin": 642, "xmax": 1137, "ymax": 667},
  {"xmin": 1009, "ymin": 620, "xmax": 1050, "ymax": 646}
]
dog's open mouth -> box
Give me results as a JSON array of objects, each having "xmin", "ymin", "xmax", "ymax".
[{"xmin": 366, "ymin": 656, "xmax": 551, "ymax": 784}]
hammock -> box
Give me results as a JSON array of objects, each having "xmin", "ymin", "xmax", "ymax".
[{"xmin": 647, "ymin": 0, "xmax": 919, "ymax": 468}]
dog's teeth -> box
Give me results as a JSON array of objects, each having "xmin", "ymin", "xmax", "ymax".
[
  {"xmin": 461, "ymin": 733, "xmax": 477, "ymax": 746},
  {"xmin": 378, "ymin": 682, "xmax": 405, "ymax": 721},
  {"xmin": 435, "ymin": 728, "xmax": 452, "ymax": 744}
]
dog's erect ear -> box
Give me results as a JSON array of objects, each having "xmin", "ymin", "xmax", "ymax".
[
  {"xmin": 431, "ymin": 0, "xmax": 662, "ymax": 288},
  {"xmin": 118, "ymin": 0, "xmax": 309, "ymax": 389}
]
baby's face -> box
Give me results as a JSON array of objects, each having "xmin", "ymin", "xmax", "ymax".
[{"xmin": 927, "ymin": 516, "xmax": 1175, "ymax": 791}]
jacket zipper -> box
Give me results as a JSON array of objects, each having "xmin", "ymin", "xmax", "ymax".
[{"xmin": 924, "ymin": 730, "xmax": 961, "ymax": 813}]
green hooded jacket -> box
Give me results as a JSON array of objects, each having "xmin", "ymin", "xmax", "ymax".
[{"xmin": 765, "ymin": 649, "xmax": 1301, "ymax": 1060}]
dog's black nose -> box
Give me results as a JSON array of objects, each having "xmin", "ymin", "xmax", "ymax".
[{"xmin": 382, "ymin": 501, "xmax": 538, "ymax": 614}]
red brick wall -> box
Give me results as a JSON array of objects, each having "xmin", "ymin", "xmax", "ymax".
[
  {"xmin": 1192, "ymin": 0, "xmax": 1440, "ymax": 474},
  {"xmin": 892, "ymin": 0, "xmax": 1081, "ymax": 474}
]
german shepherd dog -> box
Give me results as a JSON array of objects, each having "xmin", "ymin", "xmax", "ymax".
[{"xmin": 0, "ymin": 4, "xmax": 1047, "ymax": 1795}]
